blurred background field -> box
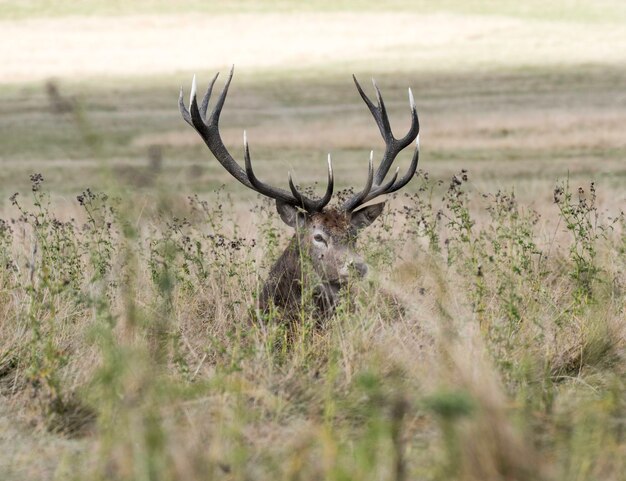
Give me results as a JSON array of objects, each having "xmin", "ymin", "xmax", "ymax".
[
  {"xmin": 0, "ymin": 1, "xmax": 625, "ymax": 480},
  {"xmin": 1, "ymin": 0, "xmax": 625, "ymax": 205}
]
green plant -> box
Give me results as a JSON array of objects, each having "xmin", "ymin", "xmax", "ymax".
[{"xmin": 553, "ymin": 179, "xmax": 613, "ymax": 303}]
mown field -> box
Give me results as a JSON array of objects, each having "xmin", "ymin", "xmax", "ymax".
[{"xmin": 0, "ymin": 2, "xmax": 625, "ymax": 480}]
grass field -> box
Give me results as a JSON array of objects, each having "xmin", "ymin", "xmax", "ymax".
[{"xmin": 0, "ymin": 2, "xmax": 625, "ymax": 480}]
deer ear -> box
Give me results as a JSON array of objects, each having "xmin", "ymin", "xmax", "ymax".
[
  {"xmin": 276, "ymin": 200, "xmax": 306, "ymax": 228},
  {"xmin": 350, "ymin": 202, "xmax": 385, "ymax": 231}
]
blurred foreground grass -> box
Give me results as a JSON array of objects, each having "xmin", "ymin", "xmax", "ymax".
[{"xmin": 0, "ymin": 161, "xmax": 624, "ymax": 481}]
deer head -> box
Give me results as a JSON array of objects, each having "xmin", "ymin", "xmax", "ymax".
[{"xmin": 179, "ymin": 67, "xmax": 420, "ymax": 318}]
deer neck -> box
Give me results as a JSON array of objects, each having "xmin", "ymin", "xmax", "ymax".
[
  {"xmin": 260, "ymin": 236, "xmax": 304, "ymax": 312},
  {"xmin": 260, "ymin": 235, "xmax": 340, "ymax": 318}
]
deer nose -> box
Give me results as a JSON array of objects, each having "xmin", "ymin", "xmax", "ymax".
[
  {"xmin": 342, "ymin": 259, "xmax": 368, "ymax": 278},
  {"xmin": 353, "ymin": 261, "xmax": 368, "ymax": 277}
]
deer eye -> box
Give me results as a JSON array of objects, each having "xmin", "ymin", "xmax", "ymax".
[{"xmin": 313, "ymin": 233, "xmax": 327, "ymax": 246}]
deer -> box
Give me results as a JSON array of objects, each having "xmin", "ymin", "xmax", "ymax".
[{"xmin": 179, "ymin": 67, "xmax": 419, "ymax": 322}]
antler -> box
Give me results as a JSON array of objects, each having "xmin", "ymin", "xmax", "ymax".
[
  {"xmin": 179, "ymin": 67, "xmax": 333, "ymax": 213},
  {"xmin": 342, "ymin": 76, "xmax": 420, "ymax": 212}
]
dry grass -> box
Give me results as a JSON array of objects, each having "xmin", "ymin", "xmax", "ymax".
[{"xmin": 0, "ymin": 168, "xmax": 623, "ymax": 481}]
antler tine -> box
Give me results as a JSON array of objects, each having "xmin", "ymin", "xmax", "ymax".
[
  {"xmin": 318, "ymin": 153, "xmax": 334, "ymax": 209},
  {"xmin": 371, "ymin": 78, "xmax": 393, "ymax": 141},
  {"xmin": 342, "ymin": 151, "xmax": 375, "ymax": 211},
  {"xmin": 178, "ymin": 86, "xmax": 192, "ymax": 126},
  {"xmin": 288, "ymin": 153, "xmax": 334, "ymax": 211},
  {"xmin": 361, "ymin": 167, "xmax": 399, "ymax": 204},
  {"xmin": 243, "ymin": 131, "xmax": 295, "ymax": 204},
  {"xmin": 287, "ymin": 171, "xmax": 307, "ymax": 208},
  {"xmin": 187, "ymin": 76, "xmax": 209, "ymax": 135},
  {"xmin": 244, "ymin": 131, "xmax": 333, "ymax": 211},
  {"xmin": 361, "ymin": 134, "xmax": 420, "ymax": 203},
  {"xmin": 384, "ymin": 134, "xmax": 420, "ymax": 194},
  {"xmin": 352, "ymin": 74, "xmax": 376, "ymax": 112},
  {"xmin": 200, "ymin": 72, "xmax": 219, "ymax": 119},
  {"xmin": 343, "ymin": 77, "xmax": 420, "ymax": 211},
  {"xmin": 207, "ymin": 65, "xmax": 234, "ymax": 127},
  {"xmin": 398, "ymin": 87, "xmax": 420, "ymax": 155}
]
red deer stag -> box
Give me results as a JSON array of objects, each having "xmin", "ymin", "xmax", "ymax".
[{"xmin": 179, "ymin": 68, "xmax": 419, "ymax": 320}]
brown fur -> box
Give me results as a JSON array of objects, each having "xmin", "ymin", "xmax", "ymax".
[
  {"xmin": 258, "ymin": 206, "xmax": 382, "ymax": 323},
  {"xmin": 309, "ymin": 209, "xmax": 351, "ymax": 234}
]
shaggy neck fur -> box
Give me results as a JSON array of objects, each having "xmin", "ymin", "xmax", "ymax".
[{"xmin": 258, "ymin": 235, "xmax": 341, "ymax": 321}]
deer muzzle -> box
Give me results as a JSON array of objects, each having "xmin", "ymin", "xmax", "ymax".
[{"xmin": 339, "ymin": 258, "xmax": 368, "ymax": 280}]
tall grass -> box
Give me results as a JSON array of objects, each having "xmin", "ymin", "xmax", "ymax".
[{"xmin": 0, "ymin": 167, "xmax": 624, "ymax": 480}]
